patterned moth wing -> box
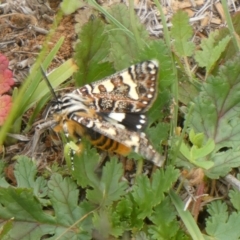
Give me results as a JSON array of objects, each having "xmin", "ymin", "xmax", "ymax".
[
  {"xmin": 48, "ymin": 60, "xmax": 164, "ymax": 166},
  {"xmin": 74, "ymin": 60, "xmax": 158, "ymax": 112},
  {"xmin": 71, "ymin": 60, "xmax": 159, "ymax": 131}
]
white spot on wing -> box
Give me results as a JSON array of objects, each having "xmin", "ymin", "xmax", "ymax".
[
  {"xmin": 86, "ymin": 121, "xmax": 94, "ymax": 128},
  {"xmin": 140, "ymin": 132, "xmax": 146, "ymax": 137},
  {"xmin": 108, "ymin": 113, "xmax": 126, "ymax": 122},
  {"xmin": 124, "ymin": 135, "xmax": 140, "ymax": 147},
  {"xmin": 150, "ymin": 60, "xmax": 159, "ymax": 68}
]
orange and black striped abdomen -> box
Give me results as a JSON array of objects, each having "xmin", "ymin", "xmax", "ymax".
[
  {"xmin": 86, "ymin": 128, "xmax": 131, "ymax": 156},
  {"xmin": 53, "ymin": 117, "xmax": 131, "ymax": 156}
]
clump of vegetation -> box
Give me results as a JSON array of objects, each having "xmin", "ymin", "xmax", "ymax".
[{"xmin": 1, "ymin": 0, "xmax": 240, "ymax": 239}]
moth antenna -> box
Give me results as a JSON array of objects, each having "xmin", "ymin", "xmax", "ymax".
[{"xmin": 40, "ymin": 65, "xmax": 58, "ymax": 101}]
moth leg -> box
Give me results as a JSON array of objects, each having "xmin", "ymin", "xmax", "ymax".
[
  {"xmin": 58, "ymin": 119, "xmax": 86, "ymax": 169},
  {"xmin": 28, "ymin": 120, "xmax": 56, "ymax": 158}
]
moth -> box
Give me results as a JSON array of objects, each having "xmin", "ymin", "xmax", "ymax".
[{"xmin": 35, "ymin": 60, "xmax": 164, "ymax": 167}]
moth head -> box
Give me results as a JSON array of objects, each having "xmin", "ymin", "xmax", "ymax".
[{"xmin": 43, "ymin": 98, "xmax": 63, "ymax": 119}]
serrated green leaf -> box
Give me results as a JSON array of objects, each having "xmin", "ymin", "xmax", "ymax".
[
  {"xmin": 151, "ymin": 166, "xmax": 179, "ymax": 205},
  {"xmin": 0, "ymin": 186, "xmax": 93, "ymax": 239},
  {"xmin": 131, "ymin": 166, "xmax": 179, "ymax": 219},
  {"xmin": 111, "ymin": 198, "xmax": 133, "ymax": 236},
  {"xmin": 206, "ymin": 201, "xmax": 240, "ymax": 239},
  {"xmin": 87, "ymin": 158, "xmax": 127, "ymax": 206},
  {"xmin": 115, "ymin": 198, "xmax": 132, "ymax": 221},
  {"xmin": 195, "ymin": 31, "xmax": 231, "ymax": 74},
  {"xmin": 132, "ymin": 174, "xmax": 154, "ymax": 219},
  {"xmin": 0, "ymin": 187, "xmax": 54, "ymax": 223},
  {"xmin": 14, "ymin": 156, "xmax": 37, "ymax": 188},
  {"xmin": 72, "ymin": 140, "xmax": 100, "ymax": 188},
  {"xmin": 206, "ymin": 150, "xmax": 240, "ymax": 178},
  {"xmin": 229, "ymin": 189, "xmax": 240, "ymax": 211},
  {"xmin": 14, "ymin": 156, "xmax": 48, "ymax": 204},
  {"xmin": 74, "ymin": 17, "xmax": 114, "ymax": 85},
  {"xmin": 206, "ymin": 200, "xmax": 228, "ymax": 221},
  {"xmin": 48, "ymin": 173, "xmax": 81, "ymax": 225},
  {"xmin": 107, "ymin": 4, "xmax": 149, "ymax": 69},
  {"xmin": 187, "ymin": 55, "xmax": 240, "ymax": 178},
  {"xmin": 178, "ymin": 76, "xmax": 200, "ymax": 105},
  {"xmin": 148, "ymin": 198, "xmax": 179, "ymax": 239},
  {"xmin": 171, "ymin": 10, "xmax": 195, "ymax": 57},
  {"xmin": 146, "ymin": 123, "xmax": 169, "ymax": 153},
  {"xmin": 92, "ymin": 210, "xmax": 112, "ymax": 239}
]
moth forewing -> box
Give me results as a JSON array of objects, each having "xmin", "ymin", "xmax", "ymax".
[{"xmin": 72, "ymin": 60, "xmax": 159, "ymax": 113}]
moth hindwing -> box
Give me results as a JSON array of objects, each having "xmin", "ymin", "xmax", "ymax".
[{"xmin": 47, "ymin": 60, "xmax": 164, "ymax": 166}]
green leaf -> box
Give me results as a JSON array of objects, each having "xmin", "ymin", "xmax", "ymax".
[
  {"xmin": 131, "ymin": 166, "xmax": 179, "ymax": 219},
  {"xmin": 206, "ymin": 150, "xmax": 240, "ymax": 178},
  {"xmin": 206, "ymin": 201, "xmax": 240, "ymax": 239},
  {"xmin": 47, "ymin": 174, "xmax": 94, "ymax": 237},
  {"xmin": 72, "ymin": 140, "xmax": 100, "ymax": 188},
  {"xmin": 171, "ymin": 10, "xmax": 195, "ymax": 57},
  {"xmin": 188, "ymin": 55, "xmax": 240, "ymax": 178},
  {"xmin": 195, "ymin": 31, "xmax": 231, "ymax": 75},
  {"xmin": 0, "ymin": 219, "xmax": 13, "ymax": 239},
  {"xmin": 48, "ymin": 173, "xmax": 81, "ymax": 225},
  {"xmin": 0, "ymin": 187, "xmax": 54, "ymax": 223},
  {"xmin": 191, "ymin": 139, "xmax": 215, "ymax": 159},
  {"xmin": 0, "ymin": 184, "xmax": 93, "ymax": 239},
  {"xmin": 87, "ymin": 0, "xmax": 134, "ymax": 40},
  {"xmin": 148, "ymin": 198, "xmax": 180, "ymax": 239},
  {"xmin": 169, "ymin": 190, "xmax": 205, "ymax": 240},
  {"xmin": 146, "ymin": 123, "xmax": 169, "ymax": 153},
  {"xmin": 107, "ymin": 4, "xmax": 149, "ymax": 70},
  {"xmin": 111, "ymin": 198, "xmax": 133, "ymax": 236},
  {"xmin": 74, "ymin": 17, "xmax": 114, "ymax": 86},
  {"xmin": 14, "ymin": 156, "xmax": 48, "ymax": 204},
  {"xmin": 229, "ymin": 189, "xmax": 240, "ymax": 211},
  {"xmin": 86, "ymin": 157, "xmax": 128, "ymax": 206},
  {"xmin": 61, "ymin": 0, "xmax": 84, "ymax": 15},
  {"xmin": 28, "ymin": 59, "xmax": 77, "ymax": 111},
  {"xmin": 189, "ymin": 129, "xmax": 204, "ymax": 147},
  {"xmin": 14, "ymin": 156, "xmax": 37, "ymax": 188},
  {"xmin": 21, "ymin": 37, "xmax": 66, "ymax": 114},
  {"xmin": 131, "ymin": 174, "xmax": 154, "ymax": 219}
]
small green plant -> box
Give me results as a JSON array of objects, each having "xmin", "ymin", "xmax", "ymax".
[{"xmin": 1, "ymin": 0, "xmax": 240, "ymax": 239}]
